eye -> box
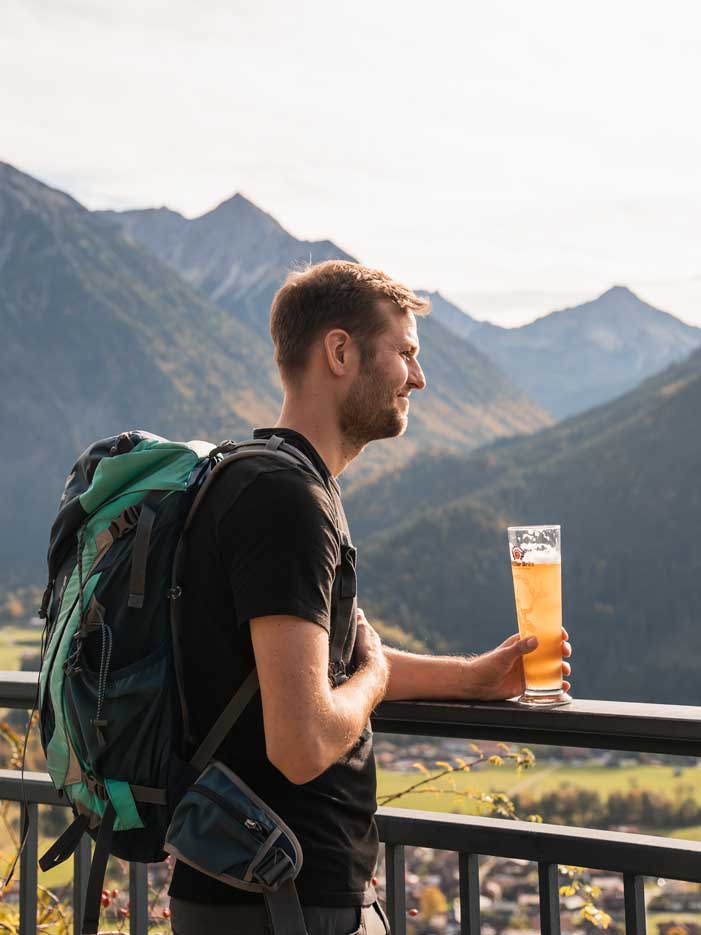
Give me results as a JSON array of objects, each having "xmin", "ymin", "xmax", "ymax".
[{"xmin": 401, "ymin": 350, "xmax": 413, "ymax": 360}]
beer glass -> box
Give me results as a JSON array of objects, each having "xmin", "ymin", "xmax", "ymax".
[{"xmin": 508, "ymin": 525, "xmax": 571, "ymax": 707}]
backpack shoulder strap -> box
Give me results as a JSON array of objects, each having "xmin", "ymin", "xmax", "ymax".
[
  {"xmin": 183, "ymin": 435, "xmax": 326, "ymax": 533},
  {"xmin": 189, "ymin": 669, "xmax": 260, "ymax": 771},
  {"xmin": 174, "ymin": 435, "xmax": 335, "ymax": 758}
]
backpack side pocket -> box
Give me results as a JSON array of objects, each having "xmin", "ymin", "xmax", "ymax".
[{"xmin": 164, "ymin": 761, "xmax": 302, "ymax": 892}]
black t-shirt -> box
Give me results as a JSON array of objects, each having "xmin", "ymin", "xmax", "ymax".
[{"xmin": 168, "ymin": 428, "xmax": 378, "ymax": 907}]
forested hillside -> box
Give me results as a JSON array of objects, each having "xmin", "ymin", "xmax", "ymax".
[
  {"xmin": 0, "ymin": 163, "xmax": 550, "ymax": 590},
  {"xmin": 0, "ymin": 163, "xmax": 280, "ymax": 587}
]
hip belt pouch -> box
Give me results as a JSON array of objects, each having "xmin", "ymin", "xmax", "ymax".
[{"xmin": 164, "ymin": 761, "xmax": 303, "ymax": 892}]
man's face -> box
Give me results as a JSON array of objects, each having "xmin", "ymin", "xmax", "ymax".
[{"xmin": 339, "ymin": 304, "xmax": 426, "ymax": 448}]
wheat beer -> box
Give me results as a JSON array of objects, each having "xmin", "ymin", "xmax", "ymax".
[{"xmin": 508, "ymin": 525, "xmax": 570, "ymax": 706}]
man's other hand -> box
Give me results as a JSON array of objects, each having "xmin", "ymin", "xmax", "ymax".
[
  {"xmin": 353, "ymin": 608, "xmax": 387, "ymax": 675},
  {"xmin": 465, "ymin": 628, "xmax": 572, "ymax": 701}
]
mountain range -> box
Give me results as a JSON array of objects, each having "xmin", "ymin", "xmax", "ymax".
[
  {"xmin": 97, "ymin": 189, "xmax": 553, "ymax": 485},
  {"xmin": 2, "ymin": 160, "xmax": 700, "ymax": 703},
  {"xmin": 426, "ymin": 287, "xmax": 701, "ymax": 418},
  {"xmin": 0, "ymin": 162, "xmax": 547, "ymax": 588}
]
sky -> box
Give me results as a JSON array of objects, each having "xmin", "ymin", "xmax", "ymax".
[{"xmin": 3, "ymin": 0, "xmax": 701, "ymax": 326}]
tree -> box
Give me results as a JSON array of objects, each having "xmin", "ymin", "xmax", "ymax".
[{"xmin": 419, "ymin": 885, "xmax": 447, "ymax": 918}]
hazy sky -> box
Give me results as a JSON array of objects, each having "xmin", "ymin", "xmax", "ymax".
[{"xmin": 3, "ymin": 0, "xmax": 701, "ymax": 326}]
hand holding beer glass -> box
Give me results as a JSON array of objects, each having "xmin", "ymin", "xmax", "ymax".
[{"xmin": 508, "ymin": 525, "xmax": 571, "ymax": 707}]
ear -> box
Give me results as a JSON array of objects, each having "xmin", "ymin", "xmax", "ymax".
[{"xmin": 323, "ymin": 329, "xmax": 352, "ymax": 377}]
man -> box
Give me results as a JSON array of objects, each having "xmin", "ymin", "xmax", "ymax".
[{"xmin": 168, "ymin": 261, "xmax": 572, "ymax": 934}]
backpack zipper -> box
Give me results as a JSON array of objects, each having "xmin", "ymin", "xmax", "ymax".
[{"xmin": 186, "ymin": 784, "xmax": 268, "ymax": 841}]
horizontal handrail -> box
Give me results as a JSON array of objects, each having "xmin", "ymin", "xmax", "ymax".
[
  {"xmin": 0, "ymin": 768, "xmax": 63, "ymax": 806},
  {"xmin": 6, "ymin": 768, "xmax": 700, "ymax": 884},
  {"xmin": 0, "ymin": 671, "xmax": 40, "ymax": 709},
  {"xmin": 8, "ymin": 766, "xmax": 700, "ymax": 881},
  {"xmin": 4, "ymin": 672, "xmax": 701, "ymax": 756},
  {"xmin": 373, "ymin": 698, "xmax": 701, "ymax": 756},
  {"xmin": 376, "ymin": 806, "xmax": 701, "ymax": 883}
]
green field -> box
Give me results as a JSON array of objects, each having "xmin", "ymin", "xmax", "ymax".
[
  {"xmin": 669, "ymin": 824, "xmax": 701, "ymax": 840},
  {"xmin": 377, "ymin": 763, "xmax": 701, "ymax": 828},
  {"xmin": 0, "ymin": 625, "xmax": 42, "ymax": 670}
]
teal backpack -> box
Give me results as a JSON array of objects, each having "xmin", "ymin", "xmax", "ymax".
[{"xmin": 37, "ymin": 430, "xmax": 323, "ymax": 935}]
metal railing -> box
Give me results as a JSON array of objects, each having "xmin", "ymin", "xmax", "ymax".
[{"xmin": 2, "ymin": 672, "xmax": 701, "ymax": 934}]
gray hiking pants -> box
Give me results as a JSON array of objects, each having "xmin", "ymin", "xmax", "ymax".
[{"xmin": 169, "ymin": 898, "xmax": 391, "ymax": 935}]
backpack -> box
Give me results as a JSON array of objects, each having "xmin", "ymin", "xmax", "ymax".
[{"xmin": 37, "ymin": 430, "xmax": 328, "ymax": 935}]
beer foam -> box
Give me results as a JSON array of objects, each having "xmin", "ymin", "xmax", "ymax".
[{"xmin": 516, "ymin": 547, "xmax": 561, "ymax": 564}]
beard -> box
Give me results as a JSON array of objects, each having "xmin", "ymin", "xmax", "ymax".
[{"xmin": 339, "ymin": 365, "xmax": 407, "ymax": 449}]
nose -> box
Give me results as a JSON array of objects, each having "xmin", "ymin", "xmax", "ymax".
[{"xmin": 409, "ymin": 358, "xmax": 426, "ymax": 391}]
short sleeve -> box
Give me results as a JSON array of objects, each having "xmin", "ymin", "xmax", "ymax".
[{"xmin": 215, "ymin": 467, "xmax": 341, "ymax": 631}]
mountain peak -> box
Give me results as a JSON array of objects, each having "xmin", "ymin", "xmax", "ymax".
[
  {"xmin": 600, "ymin": 284, "xmax": 638, "ymax": 301},
  {"xmin": 0, "ymin": 161, "xmax": 84, "ymax": 216},
  {"xmin": 211, "ymin": 191, "xmax": 252, "ymax": 211},
  {"xmin": 195, "ymin": 191, "xmax": 286, "ymax": 237},
  {"xmin": 153, "ymin": 205, "xmax": 184, "ymax": 218}
]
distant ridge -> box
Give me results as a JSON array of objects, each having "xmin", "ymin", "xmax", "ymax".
[
  {"xmin": 416, "ymin": 291, "xmax": 478, "ymax": 342},
  {"xmin": 429, "ymin": 285, "xmax": 701, "ymax": 418},
  {"xmin": 100, "ymin": 191, "xmax": 552, "ymax": 484}
]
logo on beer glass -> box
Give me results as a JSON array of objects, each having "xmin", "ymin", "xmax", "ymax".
[{"xmin": 512, "ymin": 546, "xmax": 524, "ymax": 562}]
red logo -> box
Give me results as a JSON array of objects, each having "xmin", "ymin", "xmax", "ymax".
[{"xmin": 512, "ymin": 546, "xmax": 524, "ymax": 561}]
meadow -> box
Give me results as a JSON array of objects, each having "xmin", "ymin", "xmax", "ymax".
[
  {"xmin": 0, "ymin": 624, "xmax": 42, "ymax": 670},
  {"xmin": 376, "ymin": 764, "xmax": 701, "ymax": 839}
]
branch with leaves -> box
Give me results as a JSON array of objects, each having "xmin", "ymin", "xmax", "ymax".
[{"xmin": 381, "ymin": 742, "xmax": 612, "ymax": 930}]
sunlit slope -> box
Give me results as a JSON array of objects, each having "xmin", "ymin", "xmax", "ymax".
[
  {"xmin": 0, "ymin": 162, "xmax": 280, "ymax": 587},
  {"xmin": 347, "ymin": 349, "xmax": 701, "ymax": 703}
]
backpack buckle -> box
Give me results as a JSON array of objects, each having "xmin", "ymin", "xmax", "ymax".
[
  {"xmin": 254, "ymin": 848, "xmax": 294, "ymax": 888},
  {"xmin": 83, "ymin": 774, "xmax": 109, "ymax": 801},
  {"xmin": 208, "ymin": 440, "xmax": 239, "ymax": 461},
  {"xmin": 108, "ymin": 505, "xmax": 141, "ymax": 540},
  {"xmin": 329, "ymin": 660, "xmax": 347, "ymax": 687},
  {"xmin": 37, "ymin": 580, "xmax": 55, "ymax": 620},
  {"xmin": 109, "ymin": 432, "xmax": 135, "ymax": 456}
]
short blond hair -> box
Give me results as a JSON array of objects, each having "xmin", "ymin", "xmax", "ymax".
[{"xmin": 270, "ymin": 260, "xmax": 430, "ymax": 383}]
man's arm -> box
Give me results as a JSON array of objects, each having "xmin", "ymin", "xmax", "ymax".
[
  {"xmin": 377, "ymin": 615, "xmax": 572, "ymax": 702},
  {"xmin": 251, "ymin": 614, "xmax": 388, "ymax": 785}
]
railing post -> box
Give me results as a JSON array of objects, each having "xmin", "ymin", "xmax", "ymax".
[
  {"xmin": 624, "ymin": 873, "xmax": 646, "ymax": 935},
  {"xmin": 458, "ymin": 852, "xmax": 480, "ymax": 934},
  {"xmin": 538, "ymin": 862, "xmax": 561, "ymax": 935},
  {"xmin": 129, "ymin": 862, "xmax": 148, "ymax": 935},
  {"xmin": 73, "ymin": 834, "xmax": 91, "ymax": 935},
  {"xmin": 385, "ymin": 843, "xmax": 406, "ymax": 935},
  {"xmin": 19, "ymin": 802, "xmax": 38, "ymax": 935}
]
